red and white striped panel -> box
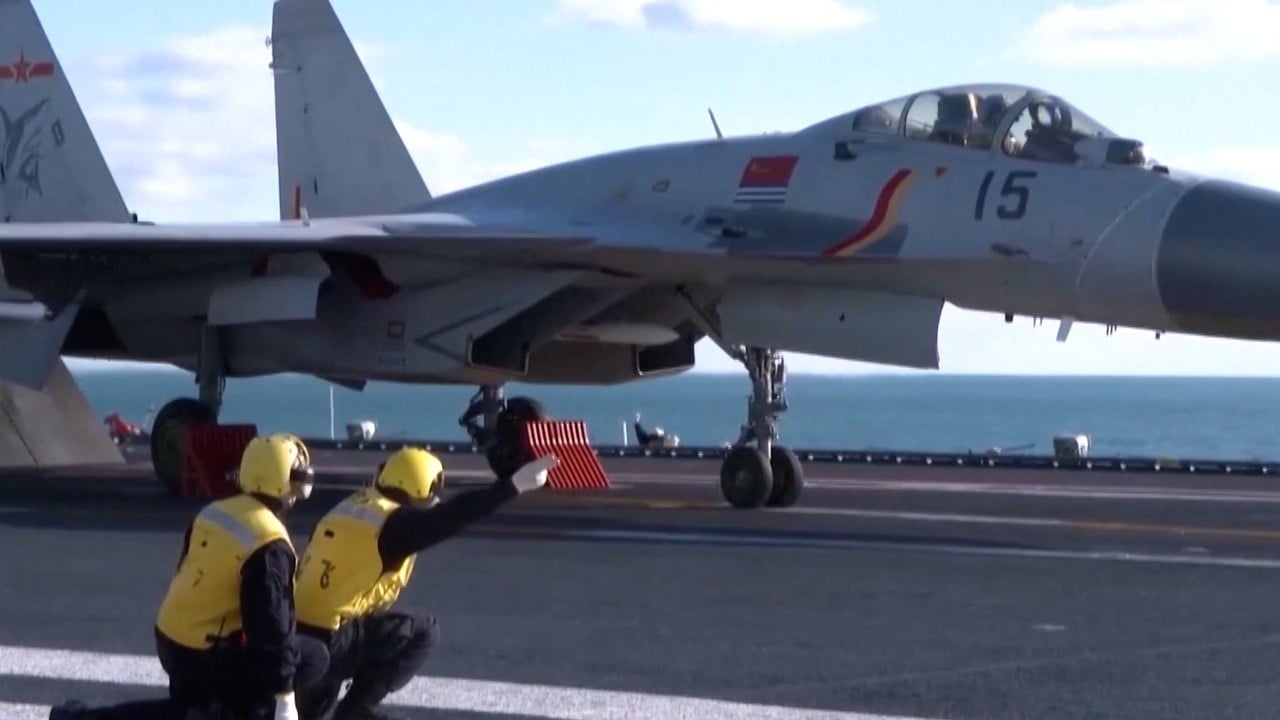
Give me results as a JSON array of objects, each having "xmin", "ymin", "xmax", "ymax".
[{"xmin": 519, "ymin": 420, "xmax": 610, "ymax": 490}]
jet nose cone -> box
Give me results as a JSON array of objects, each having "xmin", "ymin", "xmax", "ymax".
[{"xmin": 1157, "ymin": 179, "xmax": 1280, "ymax": 338}]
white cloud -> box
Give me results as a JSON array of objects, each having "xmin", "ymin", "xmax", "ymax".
[
  {"xmin": 394, "ymin": 121, "xmax": 602, "ymax": 197},
  {"xmin": 1188, "ymin": 146, "xmax": 1280, "ymax": 190},
  {"xmin": 550, "ymin": 0, "xmax": 870, "ymax": 37},
  {"xmin": 75, "ymin": 25, "xmax": 279, "ymax": 222},
  {"xmin": 1016, "ymin": 0, "xmax": 1280, "ymax": 67},
  {"xmin": 67, "ymin": 26, "xmax": 591, "ymax": 223},
  {"xmin": 1151, "ymin": 145, "xmax": 1280, "ymax": 191}
]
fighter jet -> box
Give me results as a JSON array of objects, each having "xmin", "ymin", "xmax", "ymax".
[{"xmin": 1, "ymin": 0, "xmax": 1273, "ymax": 510}]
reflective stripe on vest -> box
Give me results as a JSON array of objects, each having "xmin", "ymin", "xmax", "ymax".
[
  {"xmin": 296, "ymin": 488, "xmax": 416, "ymax": 631},
  {"xmin": 155, "ymin": 494, "xmax": 294, "ymax": 650},
  {"xmin": 202, "ymin": 502, "xmax": 261, "ymax": 548}
]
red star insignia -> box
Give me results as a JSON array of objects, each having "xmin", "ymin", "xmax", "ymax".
[{"xmin": 13, "ymin": 51, "xmax": 30, "ymax": 82}]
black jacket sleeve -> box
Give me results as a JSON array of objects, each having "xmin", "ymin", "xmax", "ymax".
[
  {"xmin": 377, "ymin": 481, "xmax": 518, "ymax": 572},
  {"xmin": 239, "ymin": 539, "xmax": 299, "ymax": 696},
  {"xmin": 174, "ymin": 523, "xmax": 193, "ymax": 572}
]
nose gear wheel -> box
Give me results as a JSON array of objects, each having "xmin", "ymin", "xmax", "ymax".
[{"xmin": 722, "ymin": 346, "xmax": 804, "ymax": 509}]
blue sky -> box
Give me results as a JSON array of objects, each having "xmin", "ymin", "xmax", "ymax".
[{"xmin": 28, "ymin": 0, "xmax": 1280, "ymax": 375}]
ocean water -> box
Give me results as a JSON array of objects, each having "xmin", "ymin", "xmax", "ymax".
[{"xmin": 70, "ymin": 367, "xmax": 1280, "ymax": 461}]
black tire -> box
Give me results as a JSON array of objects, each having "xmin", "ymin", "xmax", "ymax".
[
  {"xmin": 720, "ymin": 445, "xmax": 774, "ymax": 509},
  {"xmin": 766, "ymin": 446, "xmax": 805, "ymax": 508},
  {"xmin": 485, "ymin": 396, "xmax": 550, "ymax": 480},
  {"xmin": 150, "ymin": 397, "xmax": 216, "ymax": 496}
]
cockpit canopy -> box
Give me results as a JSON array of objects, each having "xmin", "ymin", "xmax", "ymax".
[{"xmin": 840, "ymin": 83, "xmax": 1141, "ymax": 165}]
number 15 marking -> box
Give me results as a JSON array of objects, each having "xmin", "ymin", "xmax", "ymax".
[{"xmin": 975, "ymin": 170, "xmax": 1037, "ymax": 221}]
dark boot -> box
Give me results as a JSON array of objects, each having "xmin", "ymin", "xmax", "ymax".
[
  {"xmin": 48, "ymin": 701, "xmax": 93, "ymax": 720},
  {"xmin": 182, "ymin": 701, "xmax": 236, "ymax": 720},
  {"xmin": 50, "ymin": 696, "xmax": 182, "ymax": 720},
  {"xmin": 331, "ymin": 703, "xmax": 408, "ymax": 720}
]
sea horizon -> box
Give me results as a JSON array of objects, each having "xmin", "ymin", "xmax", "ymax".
[{"xmin": 59, "ymin": 365, "xmax": 1280, "ymax": 462}]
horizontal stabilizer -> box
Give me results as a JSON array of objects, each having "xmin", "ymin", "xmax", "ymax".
[
  {"xmin": 0, "ymin": 356, "xmax": 124, "ymax": 468},
  {"xmin": 0, "ymin": 298, "xmax": 48, "ymax": 321},
  {"xmin": 0, "ymin": 300, "xmax": 77, "ymax": 389}
]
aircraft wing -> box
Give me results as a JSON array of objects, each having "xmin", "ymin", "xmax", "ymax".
[
  {"xmin": 0, "ymin": 209, "xmax": 1048, "ymax": 390},
  {"xmin": 0, "ymin": 212, "xmax": 1055, "ymax": 291},
  {"xmin": 0, "ymin": 215, "xmax": 595, "ymax": 256}
]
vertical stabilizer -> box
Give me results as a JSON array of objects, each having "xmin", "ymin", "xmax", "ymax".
[
  {"xmin": 271, "ymin": 0, "xmax": 431, "ymax": 219},
  {"xmin": 0, "ymin": 0, "xmax": 125, "ymax": 468},
  {"xmin": 0, "ymin": 0, "xmax": 131, "ymax": 222}
]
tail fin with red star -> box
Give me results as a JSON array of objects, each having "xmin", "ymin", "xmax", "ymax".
[{"xmin": 0, "ymin": 0, "xmax": 131, "ymax": 223}]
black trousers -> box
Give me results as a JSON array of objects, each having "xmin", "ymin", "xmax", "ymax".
[
  {"xmin": 296, "ymin": 611, "xmax": 439, "ymax": 720},
  {"xmin": 70, "ymin": 628, "xmax": 328, "ymax": 720}
]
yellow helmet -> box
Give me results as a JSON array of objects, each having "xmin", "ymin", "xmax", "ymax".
[
  {"xmin": 374, "ymin": 447, "xmax": 443, "ymax": 501},
  {"xmin": 237, "ymin": 434, "xmax": 314, "ymax": 501},
  {"xmin": 271, "ymin": 433, "xmax": 311, "ymax": 471}
]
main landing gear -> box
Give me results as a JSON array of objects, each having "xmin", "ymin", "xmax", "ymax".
[
  {"xmin": 721, "ymin": 346, "xmax": 805, "ymax": 509},
  {"xmin": 458, "ymin": 346, "xmax": 805, "ymax": 509},
  {"xmin": 150, "ymin": 326, "xmax": 226, "ymax": 495},
  {"xmin": 459, "ymin": 385, "xmax": 549, "ymax": 481}
]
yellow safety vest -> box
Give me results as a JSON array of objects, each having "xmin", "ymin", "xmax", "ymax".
[
  {"xmin": 155, "ymin": 494, "xmax": 295, "ymax": 650},
  {"xmin": 296, "ymin": 488, "xmax": 416, "ymax": 631}
]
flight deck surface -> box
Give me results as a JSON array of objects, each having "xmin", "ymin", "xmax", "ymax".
[{"xmin": 2, "ymin": 449, "xmax": 1280, "ymax": 719}]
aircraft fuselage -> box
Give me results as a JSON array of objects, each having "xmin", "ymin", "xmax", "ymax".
[{"xmin": 33, "ymin": 84, "xmax": 1280, "ymax": 385}]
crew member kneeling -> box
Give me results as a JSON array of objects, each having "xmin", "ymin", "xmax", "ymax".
[
  {"xmin": 293, "ymin": 448, "xmax": 558, "ymax": 720},
  {"xmin": 51, "ymin": 434, "xmax": 329, "ymax": 720}
]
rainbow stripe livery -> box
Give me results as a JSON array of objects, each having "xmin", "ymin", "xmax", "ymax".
[{"xmin": 823, "ymin": 169, "xmax": 920, "ymax": 257}]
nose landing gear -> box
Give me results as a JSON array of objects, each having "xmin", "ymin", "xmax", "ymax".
[{"xmin": 722, "ymin": 346, "xmax": 804, "ymax": 509}]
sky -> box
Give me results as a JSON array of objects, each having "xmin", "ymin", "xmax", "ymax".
[{"xmin": 24, "ymin": 0, "xmax": 1280, "ymax": 376}]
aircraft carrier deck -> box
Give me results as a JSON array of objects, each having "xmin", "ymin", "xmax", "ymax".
[{"xmin": 3, "ymin": 447, "xmax": 1280, "ymax": 719}]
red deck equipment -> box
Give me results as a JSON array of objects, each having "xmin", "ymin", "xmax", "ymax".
[
  {"xmin": 518, "ymin": 420, "xmax": 610, "ymax": 490},
  {"xmin": 180, "ymin": 423, "xmax": 259, "ymax": 499}
]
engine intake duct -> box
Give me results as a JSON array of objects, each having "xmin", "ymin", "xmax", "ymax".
[{"xmin": 468, "ymin": 286, "xmax": 635, "ymax": 373}]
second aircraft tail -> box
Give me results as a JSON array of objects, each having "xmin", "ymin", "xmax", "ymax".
[{"xmin": 271, "ymin": 0, "xmax": 431, "ymax": 220}]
